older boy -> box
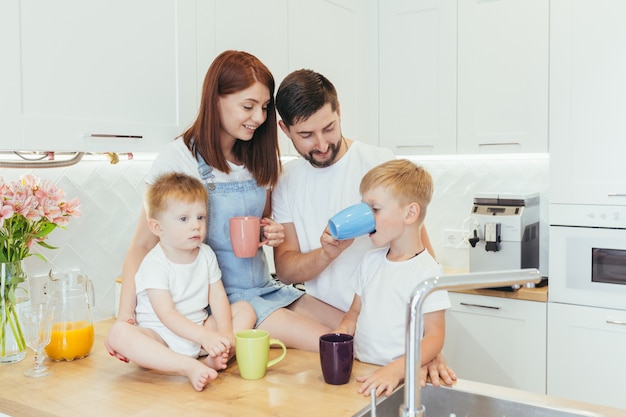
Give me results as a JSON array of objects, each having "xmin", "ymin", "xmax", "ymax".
[{"xmin": 335, "ymin": 159, "xmax": 451, "ymax": 397}]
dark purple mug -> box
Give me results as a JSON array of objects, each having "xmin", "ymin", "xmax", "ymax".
[{"xmin": 319, "ymin": 333, "xmax": 354, "ymax": 385}]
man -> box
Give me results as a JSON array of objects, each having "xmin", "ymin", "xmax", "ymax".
[{"xmin": 272, "ymin": 69, "xmax": 455, "ymax": 386}]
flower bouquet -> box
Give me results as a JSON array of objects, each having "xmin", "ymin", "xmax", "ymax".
[{"xmin": 0, "ymin": 174, "xmax": 80, "ymax": 362}]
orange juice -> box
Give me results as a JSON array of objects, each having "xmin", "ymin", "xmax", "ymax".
[{"xmin": 45, "ymin": 321, "xmax": 94, "ymax": 361}]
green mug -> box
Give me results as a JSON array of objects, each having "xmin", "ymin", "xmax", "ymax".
[{"xmin": 236, "ymin": 329, "xmax": 287, "ymax": 380}]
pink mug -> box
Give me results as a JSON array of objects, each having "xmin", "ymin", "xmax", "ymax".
[{"xmin": 229, "ymin": 216, "xmax": 267, "ymax": 258}]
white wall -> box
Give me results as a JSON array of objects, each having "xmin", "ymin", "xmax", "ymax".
[{"xmin": 1, "ymin": 153, "xmax": 548, "ymax": 321}]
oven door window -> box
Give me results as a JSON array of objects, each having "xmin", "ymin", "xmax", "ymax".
[{"xmin": 592, "ymin": 248, "xmax": 626, "ymax": 285}]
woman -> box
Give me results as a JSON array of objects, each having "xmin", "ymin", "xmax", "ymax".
[{"xmin": 106, "ymin": 51, "xmax": 337, "ymax": 356}]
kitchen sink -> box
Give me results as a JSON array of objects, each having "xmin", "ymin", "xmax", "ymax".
[{"xmin": 352, "ymin": 384, "xmax": 602, "ymax": 417}]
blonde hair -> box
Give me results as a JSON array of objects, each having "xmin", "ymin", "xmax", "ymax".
[
  {"xmin": 145, "ymin": 172, "xmax": 208, "ymax": 219},
  {"xmin": 360, "ymin": 159, "xmax": 433, "ymax": 223}
]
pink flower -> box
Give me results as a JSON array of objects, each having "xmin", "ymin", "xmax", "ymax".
[{"xmin": 0, "ymin": 175, "xmax": 80, "ymax": 263}]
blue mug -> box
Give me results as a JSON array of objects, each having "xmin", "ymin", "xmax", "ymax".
[{"xmin": 328, "ymin": 202, "xmax": 375, "ymax": 240}]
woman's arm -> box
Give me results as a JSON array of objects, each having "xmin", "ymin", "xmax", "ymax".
[
  {"xmin": 105, "ymin": 207, "xmax": 159, "ymax": 360},
  {"xmin": 116, "ymin": 207, "xmax": 159, "ymax": 323}
]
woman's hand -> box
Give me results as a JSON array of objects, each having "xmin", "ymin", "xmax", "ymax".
[
  {"xmin": 261, "ymin": 217, "xmax": 285, "ymax": 247},
  {"xmin": 104, "ymin": 317, "xmax": 134, "ymax": 363}
]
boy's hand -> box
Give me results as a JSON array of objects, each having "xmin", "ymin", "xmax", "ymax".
[{"xmin": 356, "ymin": 366, "xmax": 402, "ymax": 398}]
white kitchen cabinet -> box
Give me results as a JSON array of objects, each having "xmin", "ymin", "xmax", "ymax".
[
  {"xmin": 0, "ymin": 1, "xmax": 21, "ymax": 149},
  {"xmin": 547, "ymin": 302, "xmax": 626, "ymax": 410},
  {"xmin": 15, "ymin": 0, "xmax": 197, "ymax": 153},
  {"xmin": 195, "ymin": 0, "xmax": 293, "ymax": 155},
  {"xmin": 457, "ymin": 0, "xmax": 549, "ymax": 154},
  {"xmin": 442, "ymin": 292, "xmax": 547, "ymax": 394},
  {"xmin": 379, "ymin": 0, "xmax": 548, "ymax": 155},
  {"xmin": 379, "ymin": 0, "xmax": 457, "ymax": 155},
  {"xmin": 285, "ymin": 0, "xmax": 378, "ymax": 151},
  {"xmin": 550, "ymin": 0, "xmax": 626, "ymax": 206},
  {"xmin": 196, "ymin": 0, "xmax": 377, "ymax": 156}
]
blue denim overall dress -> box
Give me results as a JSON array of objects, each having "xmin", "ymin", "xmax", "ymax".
[{"xmin": 197, "ymin": 155, "xmax": 303, "ymax": 326}]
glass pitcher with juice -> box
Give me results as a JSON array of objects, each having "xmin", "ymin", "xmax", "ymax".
[{"xmin": 45, "ymin": 270, "xmax": 95, "ymax": 361}]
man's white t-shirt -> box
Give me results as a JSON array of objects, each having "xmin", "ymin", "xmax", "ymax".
[
  {"xmin": 353, "ymin": 247, "xmax": 451, "ymax": 366},
  {"xmin": 272, "ymin": 141, "xmax": 395, "ymax": 311}
]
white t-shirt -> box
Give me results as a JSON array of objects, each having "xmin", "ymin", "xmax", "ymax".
[
  {"xmin": 272, "ymin": 141, "xmax": 395, "ymax": 311},
  {"xmin": 135, "ymin": 243, "xmax": 222, "ymax": 327},
  {"xmin": 146, "ymin": 137, "xmax": 255, "ymax": 185},
  {"xmin": 353, "ymin": 247, "xmax": 451, "ymax": 366}
]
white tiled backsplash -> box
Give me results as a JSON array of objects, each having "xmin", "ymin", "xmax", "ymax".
[{"xmin": 1, "ymin": 153, "xmax": 549, "ymax": 321}]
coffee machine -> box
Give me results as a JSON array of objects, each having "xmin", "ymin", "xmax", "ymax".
[{"xmin": 468, "ymin": 193, "xmax": 540, "ymax": 289}]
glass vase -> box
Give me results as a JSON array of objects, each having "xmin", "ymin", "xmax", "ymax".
[{"xmin": 0, "ymin": 261, "xmax": 30, "ymax": 364}]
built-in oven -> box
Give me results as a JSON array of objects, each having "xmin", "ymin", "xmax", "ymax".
[{"xmin": 549, "ymin": 204, "xmax": 626, "ymax": 311}]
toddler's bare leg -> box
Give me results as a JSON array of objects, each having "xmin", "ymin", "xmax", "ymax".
[{"xmin": 107, "ymin": 321, "xmax": 218, "ymax": 391}]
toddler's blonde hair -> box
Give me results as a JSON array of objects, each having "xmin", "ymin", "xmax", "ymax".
[{"xmin": 145, "ymin": 172, "xmax": 208, "ymax": 219}]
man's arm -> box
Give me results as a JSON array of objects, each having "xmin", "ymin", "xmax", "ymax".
[{"xmin": 273, "ymin": 222, "xmax": 354, "ymax": 284}]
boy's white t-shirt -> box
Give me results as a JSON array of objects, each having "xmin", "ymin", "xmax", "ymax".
[
  {"xmin": 353, "ymin": 247, "xmax": 451, "ymax": 366},
  {"xmin": 135, "ymin": 243, "xmax": 222, "ymax": 327},
  {"xmin": 272, "ymin": 141, "xmax": 395, "ymax": 311}
]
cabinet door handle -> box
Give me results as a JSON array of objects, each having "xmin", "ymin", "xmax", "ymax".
[
  {"xmin": 395, "ymin": 145, "xmax": 434, "ymax": 150},
  {"xmin": 478, "ymin": 142, "xmax": 520, "ymax": 147},
  {"xmin": 460, "ymin": 302, "xmax": 500, "ymax": 310},
  {"xmin": 606, "ymin": 319, "xmax": 626, "ymax": 326},
  {"xmin": 85, "ymin": 133, "xmax": 143, "ymax": 139},
  {"xmin": 607, "ymin": 193, "xmax": 626, "ymax": 197}
]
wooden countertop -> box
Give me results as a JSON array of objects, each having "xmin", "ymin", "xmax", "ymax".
[
  {"xmin": 1, "ymin": 319, "xmax": 622, "ymax": 417},
  {"xmin": 443, "ymin": 269, "xmax": 549, "ymax": 302},
  {"xmin": 452, "ymin": 285, "xmax": 548, "ymax": 302},
  {"xmin": 0, "ymin": 319, "xmax": 378, "ymax": 417}
]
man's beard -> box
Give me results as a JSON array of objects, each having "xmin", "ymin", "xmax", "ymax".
[{"xmin": 300, "ymin": 137, "xmax": 344, "ymax": 168}]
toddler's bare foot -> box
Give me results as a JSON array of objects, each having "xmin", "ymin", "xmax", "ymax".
[
  {"xmin": 186, "ymin": 362, "xmax": 218, "ymax": 391},
  {"xmin": 202, "ymin": 351, "xmax": 229, "ymax": 371}
]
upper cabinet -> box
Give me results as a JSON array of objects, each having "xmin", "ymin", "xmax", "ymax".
[
  {"xmin": 2, "ymin": 1, "xmax": 551, "ymax": 156},
  {"xmin": 195, "ymin": 0, "xmax": 292, "ymax": 155},
  {"xmin": 0, "ymin": 1, "xmax": 21, "ymax": 149},
  {"xmin": 380, "ymin": 0, "xmax": 549, "ymax": 155},
  {"xmin": 457, "ymin": 0, "xmax": 549, "ymax": 154},
  {"xmin": 285, "ymin": 0, "xmax": 378, "ymax": 150},
  {"xmin": 195, "ymin": 0, "xmax": 377, "ymax": 156},
  {"xmin": 10, "ymin": 0, "xmax": 197, "ymax": 153},
  {"xmin": 379, "ymin": 0, "xmax": 457, "ymax": 155},
  {"xmin": 550, "ymin": 0, "xmax": 626, "ymax": 206}
]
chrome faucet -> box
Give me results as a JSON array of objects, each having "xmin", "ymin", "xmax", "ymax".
[{"xmin": 401, "ymin": 269, "xmax": 542, "ymax": 417}]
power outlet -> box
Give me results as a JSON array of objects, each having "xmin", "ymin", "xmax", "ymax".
[
  {"xmin": 444, "ymin": 229, "xmax": 469, "ymax": 249},
  {"xmin": 30, "ymin": 274, "xmax": 50, "ymax": 304}
]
